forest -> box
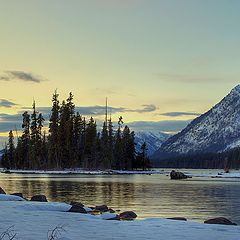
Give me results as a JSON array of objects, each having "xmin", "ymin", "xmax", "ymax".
[
  {"xmin": 1, "ymin": 91, "xmax": 150, "ymax": 170},
  {"xmin": 153, "ymin": 147, "xmax": 240, "ymax": 169}
]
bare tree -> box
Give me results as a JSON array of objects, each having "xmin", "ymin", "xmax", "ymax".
[
  {"xmin": 47, "ymin": 225, "xmax": 67, "ymax": 240},
  {"xmin": 0, "ymin": 226, "xmax": 16, "ymax": 240}
]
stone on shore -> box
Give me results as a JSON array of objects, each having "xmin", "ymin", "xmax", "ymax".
[
  {"xmin": 95, "ymin": 205, "xmax": 109, "ymax": 212},
  {"xmin": 204, "ymin": 217, "xmax": 237, "ymax": 226},
  {"xmin": 0, "ymin": 187, "xmax": 6, "ymax": 194},
  {"xmin": 68, "ymin": 205, "xmax": 87, "ymax": 214},
  {"xmin": 31, "ymin": 195, "xmax": 48, "ymax": 202},
  {"xmin": 119, "ymin": 211, "xmax": 137, "ymax": 220},
  {"xmin": 170, "ymin": 170, "xmax": 190, "ymax": 180},
  {"xmin": 167, "ymin": 217, "xmax": 187, "ymax": 221},
  {"xmin": 11, "ymin": 193, "xmax": 24, "ymax": 198}
]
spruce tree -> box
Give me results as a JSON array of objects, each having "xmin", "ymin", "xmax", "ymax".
[
  {"xmin": 84, "ymin": 117, "xmax": 97, "ymax": 169},
  {"xmin": 8, "ymin": 130, "xmax": 15, "ymax": 169},
  {"xmin": 48, "ymin": 90, "xmax": 60, "ymax": 169},
  {"xmin": 21, "ymin": 111, "xmax": 30, "ymax": 168}
]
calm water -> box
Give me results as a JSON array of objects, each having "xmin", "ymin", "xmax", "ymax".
[{"xmin": 0, "ymin": 170, "xmax": 240, "ymax": 224}]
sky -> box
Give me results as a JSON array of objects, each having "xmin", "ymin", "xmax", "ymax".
[{"xmin": 0, "ymin": 0, "xmax": 240, "ymax": 145}]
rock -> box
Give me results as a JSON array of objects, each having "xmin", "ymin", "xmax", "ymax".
[
  {"xmin": 109, "ymin": 208, "xmax": 116, "ymax": 213},
  {"xmin": 11, "ymin": 193, "xmax": 23, "ymax": 198},
  {"xmin": 170, "ymin": 170, "xmax": 190, "ymax": 180},
  {"xmin": 204, "ymin": 217, "xmax": 237, "ymax": 225},
  {"xmin": 70, "ymin": 201, "xmax": 84, "ymax": 207},
  {"xmin": 68, "ymin": 205, "xmax": 87, "ymax": 214},
  {"xmin": 119, "ymin": 211, "xmax": 137, "ymax": 220},
  {"xmin": 30, "ymin": 195, "xmax": 48, "ymax": 202},
  {"xmin": 95, "ymin": 205, "xmax": 109, "ymax": 212},
  {"xmin": 0, "ymin": 187, "xmax": 6, "ymax": 194},
  {"xmin": 167, "ymin": 217, "xmax": 187, "ymax": 221}
]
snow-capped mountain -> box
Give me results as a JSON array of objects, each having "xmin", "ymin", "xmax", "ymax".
[
  {"xmin": 152, "ymin": 85, "xmax": 240, "ymax": 161},
  {"xmin": 0, "ymin": 149, "xmax": 4, "ymax": 160},
  {"xmin": 135, "ymin": 131, "xmax": 170, "ymax": 156}
]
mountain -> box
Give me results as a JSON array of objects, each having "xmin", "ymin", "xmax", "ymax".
[
  {"xmin": 135, "ymin": 131, "xmax": 170, "ymax": 156},
  {"xmin": 0, "ymin": 149, "xmax": 4, "ymax": 160},
  {"xmin": 152, "ymin": 85, "xmax": 240, "ymax": 164}
]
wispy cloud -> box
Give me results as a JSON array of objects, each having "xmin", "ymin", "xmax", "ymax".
[
  {"xmin": 0, "ymin": 70, "xmax": 46, "ymax": 83},
  {"xmin": 160, "ymin": 111, "xmax": 201, "ymax": 117},
  {"xmin": 156, "ymin": 73, "xmax": 228, "ymax": 83},
  {"xmin": 128, "ymin": 104, "xmax": 157, "ymax": 113},
  {"xmin": 22, "ymin": 104, "xmax": 158, "ymax": 116},
  {"xmin": 0, "ymin": 99, "xmax": 18, "ymax": 108}
]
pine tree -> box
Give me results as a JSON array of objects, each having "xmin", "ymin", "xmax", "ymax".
[
  {"xmin": 21, "ymin": 111, "xmax": 30, "ymax": 168},
  {"xmin": 122, "ymin": 126, "xmax": 136, "ymax": 170},
  {"xmin": 48, "ymin": 90, "xmax": 60, "ymax": 168},
  {"xmin": 8, "ymin": 130, "xmax": 15, "ymax": 169},
  {"xmin": 113, "ymin": 116, "xmax": 124, "ymax": 169},
  {"xmin": 84, "ymin": 117, "xmax": 97, "ymax": 169},
  {"xmin": 136, "ymin": 142, "xmax": 150, "ymax": 170}
]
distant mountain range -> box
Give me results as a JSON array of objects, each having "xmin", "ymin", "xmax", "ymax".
[
  {"xmin": 135, "ymin": 131, "xmax": 170, "ymax": 156},
  {"xmin": 152, "ymin": 85, "xmax": 240, "ymax": 166}
]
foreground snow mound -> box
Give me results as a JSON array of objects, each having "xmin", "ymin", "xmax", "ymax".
[
  {"xmin": 15, "ymin": 202, "xmax": 71, "ymax": 212},
  {"xmin": 0, "ymin": 201, "xmax": 239, "ymax": 240},
  {"xmin": 0, "ymin": 194, "xmax": 25, "ymax": 201}
]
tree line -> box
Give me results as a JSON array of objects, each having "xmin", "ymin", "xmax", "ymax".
[
  {"xmin": 1, "ymin": 91, "xmax": 151, "ymax": 170},
  {"xmin": 153, "ymin": 147, "xmax": 240, "ymax": 169}
]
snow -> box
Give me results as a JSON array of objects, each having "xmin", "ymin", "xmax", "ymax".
[
  {"xmin": 0, "ymin": 169, "xmax": 165, "ymax": 175},
  {"xmin": 0, "ymin": 201, "xmax": 239, "ymax": 240},
  {"xmin": 15, "ymin": 202, "xmax": 72, "ymax": 212},
  {"xmin": 100, "ymin": 213, "xmax": 118, "ymax": 220},
  {"xmin": 0, "ymin": 194, "xmax": 25, "ymax": 201}
]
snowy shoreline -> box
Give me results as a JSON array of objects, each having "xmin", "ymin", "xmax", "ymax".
[
  {"xmin": 2, "ymin": 168, "xmax": 240, "ymax": 179},
  {"xmin": 0, "ymin": 169, "xmax": 164, "ymax": 175},
  {"xmin": 0, "ymin": 198, "xmax": 239, "ymax": 240}
]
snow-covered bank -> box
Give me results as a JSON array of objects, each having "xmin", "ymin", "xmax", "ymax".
[
  {"xmin": 185, "ymin": 170, "xmax": 240, "ymax": 179},
  {"xmin": 0, "ymin": 200, "xmax": 239, "ymax": 240},
  {"xmin": 0, "ymin": 169, "xmax": 164, "ymax": 175}
]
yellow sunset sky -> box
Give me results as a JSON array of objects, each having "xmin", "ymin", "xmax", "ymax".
[{"xmin": 0, "ymin": 0, "xmax": 240, "ymax": 144}]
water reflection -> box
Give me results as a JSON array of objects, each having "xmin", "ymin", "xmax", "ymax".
[{"xmin": 0, "ymin": 173, "xmax": 239, "ymax": 223}]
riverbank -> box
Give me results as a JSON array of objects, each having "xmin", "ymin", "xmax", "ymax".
[
  {"xmin": 0, "ymin": 169, "xmax": 164, "ymax": 175},
  {"xmin": 0, "ymin": 198, "xmax": 239, "ymax": 240},
  {"xmin": 2, "ymin": 168, "xmax": 240, "ymax": 179}
]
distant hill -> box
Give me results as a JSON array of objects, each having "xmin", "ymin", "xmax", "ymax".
[
  {"xmin": 135, "ymin": 131, "xmax": 170, "ymax": 156},
  {"xmin": 152, "ymin": 85, "xmax": 240, "ymax": 167}
]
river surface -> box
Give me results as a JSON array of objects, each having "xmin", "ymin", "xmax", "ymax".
[{"xmin": 0, "ymin": 169, "xmax": 240, "ymax": 224}]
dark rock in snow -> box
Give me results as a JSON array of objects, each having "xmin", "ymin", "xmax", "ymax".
[
  {"xmin": 167, "ymin": 217, "xmax": 187, "ymax": 221},
  {"xmin": 70, "ymin": 201, "xmax": 84, "ymax": 207},
  {"xmin": 204, "ymin": 217, "xmax": 237, "ymax": 226},
  {"xmin": 68, "ymin": 205, "xmax": 87, "ymax": 214},
  {"xmin": 95, "ymin": 205, "xmax": 109, "ymax": 212},
  {"xmin": 108, "ymin": 208, "xmax": 116, "ymax": 213},
  {"xmin": 0, "ymin": 187, "xmax": 6, "ymax": 194},
  {"xmin": 170, "ymin": 170, "xmax": 189, "ymax": 180},
  {"xmin": 11, "ymin": 193, "xmax": 23, "ymax": 198},
  {"xmin": 119, "ymin": 211, "xmax": 137, "ymax": 220},
  {"xmin": 31, "ymin": 195, "xmax": 48, "ymax": 202}
]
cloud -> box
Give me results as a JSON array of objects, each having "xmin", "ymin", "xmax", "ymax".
[
  {"xmin": 22, "ymin": 104, "xmax": 157, "ymax": 116},
  {"xmin": 127, "ymin": 120, "xmax": 191, "ymax": 133},
  {"xmin": 0, "ymin": 70, "xmax": 46, "ymax": 83},
  {"xmin": 128, "ymin": 104, "xmax": 157, "ymax": 113},
  {"xmin": 0, "ymin": 99, "xmax": 18, "ymax": 108},
  {"xmin": 155, "ymin": 73, "xmax": 228, "ymax": 83},
  {"xmin": 160, "ymin": 111, "xmax": 201, "ymax": 117},
  {"xmin": 0, "ymin": 113, "xmax": 22, "ymax": 132}
]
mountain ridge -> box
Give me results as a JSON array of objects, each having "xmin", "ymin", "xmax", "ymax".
[{"xmin": 152, "ymin": 85, "xmax": 240, "ymax": 162}]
